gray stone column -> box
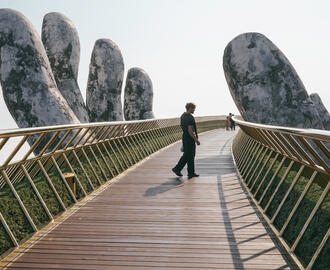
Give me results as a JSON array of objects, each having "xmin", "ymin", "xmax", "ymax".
[
  {"xmin": 223, "ymin": 32, "xmax": 324, "ymax": 130},
  {"xmin": 124, "ymin": 67, "xmax": 154, "ymax": 120},
  {"xmin": 42, "ymin": 12, "xmax": 89, "ymax": 122},
  {"xmin": 86, "ymin": 39, "xmax": 124, "ymax": 122},
  {"xmin": 0, "ymin": 9, "xmax": 80, "ymax": 152}
]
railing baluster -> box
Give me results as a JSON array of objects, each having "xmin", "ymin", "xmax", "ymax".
[
  {"xmin": 88, "ymin": 145, "xmax": 108, "ymax": 181},
  {"xmin": 236, "ymin": 135, "xmax": 251, "ymax": 166},
  {"xmin": 253, "ymin": 153, "xmax": 279, "ymax": 197},
  {"xmin": 22, "ymin": 133, "xmax": 46, "ymax": 161},
  {"xmin": 99, "ymin": 142, "xmax": 120, "ymax": 175},
  {"xmin": 71, "ymin": 149, "xmax": 95, "ymax": 190},
  {"xmin": 112, "ymin": 138, "xmax": 130, "ymax": 168},
  {"xmin": 127, "ymin": 134, "xmax": 143, "ymax": 161},
  {"xmin": 243, "ymin": 144, "xmax": 265, "ymax": 179},
  {"xmin": 121, "ymin": 135, "xmax": 138, "ymax": 165},
  {"xmin": 3, "ymin": 135, "xmax": 29, "ymax": 167},
  {"xmin": 51, "ymin": 130, "xmax": 72, "ymax": 153},
  {"xmin": 134, "ymin": 132, "xmax": 150, "ymax": 157},
  {"xmin": 237, "ymin": 137, "xmax": 254, "ymax": 169},
  {"xmin": 38, "ymin": 131, "xmax": 60, "ymax": 156},
  {"xmin": 80, "ymin": 148, "xmax": 103, "ymax": 186},
  {"xmin": 250, "ymin": 151, "xmax": 273, "ymax": 191},
  {"xmin": 270, "ymin": 165, "xmax": 305, "ymax": 224},
  {"xmin": 285, "ymin": 135, "xmax": 316, "ymax": 167},
  {"xmin": 51, "ymin": 156, "xmax": 77, "ymax": 203},
  {"xmin": 297, "ymin": 136, "xmax": 329, "ymax": 172},
  {"xmin": 306, "ymin": 228, "xmax": 329, "ymax": 270},
  {"xmin": 94, "ymin": 144, "xmax": 115, "ymax": 178},
  {"xmin": 1, "ymin": 170, "xmax": 38, "ymax": 232},
  {"xmin": 256, "ymin": 155, "xmax": 282, "ymax": 202},
  {"xmin": 291, "ymin": 181, "xmax": 330, "ymax": 252},
  {"xmin": 0, "ymin": 137, "xmax": 9, "ymax": 152},
  {"xmin": 0, "ymin": 211, "xmax": 18, "ymax": 247},
  {"xmin": 275, "ymin": 132, "xmax": 303, "ymax": 161},
  {"xmin": 73, "ymin": 128, "xmax": 91, "ymax": 147},
  {"xmin": 106, "ymin": 140, "xmax": 125, "ymax": 172},
  {"xmin": 21, "ymin": 164, "xmax": 53, "ymax": 221},
  {"xmin": 63, "ymin": 128, "xmax": 83, "ymax": 150},
  {"xmin": 312, "ymin": 139, "xmax": 330, "ymax": 160},
  {"xmin": 279, "ymin": 171, "xmax": 318, "ymax": 236},
  {"xmin": 241, "ymin": 142, "xmax": 261, "ymax": 176},
  {"xmin": 62, "ymin": 153, "xmax": 87, "ymax": 196},
  {"xmin": 37, "ymin": 160, "xmax": 66, "ymax": 211},
  {"xmin": 237, "ymin": 138, "xmax": 254, "ymax": 172},
  {"xmin": 246, "ymin": 148, "xmax": 270, "ymax": 186},
  {"xmin": 263, "ymin": 160, "xmax": 294, "ymax": 212}
]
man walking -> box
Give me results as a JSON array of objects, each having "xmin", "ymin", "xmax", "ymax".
[{"xmin": 172, "ymin": 102, "xmax": 200, "ymax": 179}]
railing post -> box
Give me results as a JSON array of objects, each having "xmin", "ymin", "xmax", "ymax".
[
  {"xmin": 271, "ymin": 165, "xmax": 305, "ymax": 224},
  {"xmin": 20, "ymin": 164, "xmax": 53, "ymax": 221},
  {"xmin": 1, "ymin": 170, "xmax": 38, "ymax": 232},
  {"xmin": 0, "ymin": 211, "xmax": 18, "ymax": 247}
]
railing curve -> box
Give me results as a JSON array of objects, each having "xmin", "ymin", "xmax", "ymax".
[
  {"xmin": 232, "ymin": 116, "xmax": 329, "ymax": 270},
  {"xmin": 0, "ymin": 116, "xmax": 225, "ymax": 260}
]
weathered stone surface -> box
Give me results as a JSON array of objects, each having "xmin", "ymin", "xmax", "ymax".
[
  {"xmin": 124, "ymin": 67, "xmax": 154, "ymax": 120},
  {"xmin": 42, "ymin": 12, "xmax": 89, "ymax": 122},
  {"xmin": 0, "ymin": 9, "xmax": 79, "ymax": 130},
  {"xmin": 223, "ymin": 32, "xmax": 324, "ymax": 129},
  {"xmin": 310, "ymin": 93, "xmax": 330, "ymax": 130},
  {"xmin": 86, "ymin": 39, "xmax": 124, "ymax": 122}
]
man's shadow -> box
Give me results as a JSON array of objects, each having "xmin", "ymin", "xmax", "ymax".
[
  {"xmin": 144, "ymin": 178, "xmax": 184, "ymax": 197},
  {"xmin": 143, "ymin": 134, "xmax": 235, "ymax": 198},
  {"xmin": 143, "ymin": 152, "xmax": 234, "ymax": 198}
]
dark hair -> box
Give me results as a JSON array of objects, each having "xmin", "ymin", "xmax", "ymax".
[{"xmin": 185, "ymin": 102, "xmax": 196, "ymax": 110}]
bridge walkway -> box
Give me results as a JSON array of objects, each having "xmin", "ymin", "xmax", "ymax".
[{"xmin": 4, "ymin": 129, "xmax": 295, "ymax": 269}]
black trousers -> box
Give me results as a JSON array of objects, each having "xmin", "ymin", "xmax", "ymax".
[{"xmin": 174, "ymin": 137, "xmax": 196, "ymax": 176}]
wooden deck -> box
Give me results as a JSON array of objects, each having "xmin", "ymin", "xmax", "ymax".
[{"xmin": 3, "ymin": 129, "xmax": 295, "ymax": 269}]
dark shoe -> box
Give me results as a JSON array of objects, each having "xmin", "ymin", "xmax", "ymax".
[
  {"xmin": 188, "ymin": 173, "xmax": 199, "ymax": 179},
  {"xmin": 172, "ymin": 168, "xmax": 183, "ymax": 177}
]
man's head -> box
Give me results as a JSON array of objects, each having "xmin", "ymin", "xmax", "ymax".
[{"xmin": 185, "ymin": 102, "xmax": 196, "ymax": 114}]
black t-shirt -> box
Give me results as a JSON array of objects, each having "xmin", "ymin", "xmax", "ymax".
[{"xmin": 181, "ymin": 112, "xmax": 198, "ymax": 138}]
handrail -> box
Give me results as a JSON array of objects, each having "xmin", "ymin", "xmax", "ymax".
[
  {"xmin": 233, "ymin": 116, "xmax": 330, "ymax": 175},
  {"xmin": 232, "ymin": 117, "xmax": 329, "ymax": 270},
  {"xmin": 0, "ymin": 115, "xmax": 225, "ymax": 261},
  {"xmin": 233, "ymin": 116, "xmax": 330, "ymax": 142},
  {"xmin": 0, "ymin": 115, "xmax": 225, "ymax": 137}
]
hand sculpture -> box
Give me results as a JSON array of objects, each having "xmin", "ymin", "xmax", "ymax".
[
  {"xmin": 86, "ymin": 39, "xmax": 124, "ymax": 122},
  {"xmin": 223, "ymin": 32, "xmax": 326, "ymax": 130},
  {"xmin": 42, "ymin": 12, "xmax": 89, "ymax": 123},
  {"xmin": 124, "ymin": 67, "xmax": 155, "ymax": 121}
]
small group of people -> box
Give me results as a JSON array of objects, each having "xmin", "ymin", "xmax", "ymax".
[{"xmin": 226, "ymin": 113, "xmax": 235, "ymax": 131}]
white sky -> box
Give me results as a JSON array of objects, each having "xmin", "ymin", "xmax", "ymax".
[{"xmin": 1, "ymin": 0, "xmax": 330, "ymax": 129}]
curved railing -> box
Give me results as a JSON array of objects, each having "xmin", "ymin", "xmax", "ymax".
[
  {"xmin": 232, "ymin": 116, "xmax": 330, "ymax": 270},
  {"xmin": 0, "ymin": 116, "xmax": 225, "ymax": 259}
]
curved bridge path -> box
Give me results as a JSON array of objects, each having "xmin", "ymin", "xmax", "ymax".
[{"xmin": 4, "ymin": 129, "xmax": 296, "ymax": 270}]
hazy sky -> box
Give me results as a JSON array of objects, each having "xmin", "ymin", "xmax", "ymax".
[{"xmin": 1, "ymin": 0, "xmax": 330, "ymax": 129}]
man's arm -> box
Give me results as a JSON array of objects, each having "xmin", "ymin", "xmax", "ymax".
[{"xmin": 188, "ymin": 125, "xmax": 200, "ymax": 145}]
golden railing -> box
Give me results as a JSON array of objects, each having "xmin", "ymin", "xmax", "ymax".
[
  {"xmin": 0, "ymin": 116, "xmax": 225, "ymax": 259},
  {"xmin": 232, "ymin": 116, "xmax": 329, "ymax": 270}
]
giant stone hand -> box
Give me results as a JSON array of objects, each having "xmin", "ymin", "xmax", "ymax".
[
  {"xmin": 223, "ymin": 32, "xmax": 325, "ymax": 130},
  {"xmin": 42, "ymin": 12, "xmax": 89, "ymax": 123},
  {"xmin": 124, "ymin": 67, "xmax": 155, "ymax": 121}
]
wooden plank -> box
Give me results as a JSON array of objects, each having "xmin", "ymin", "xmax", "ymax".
[{"xmin": 5, "ymin": 129, "xmax": 295, "ymax": 269}]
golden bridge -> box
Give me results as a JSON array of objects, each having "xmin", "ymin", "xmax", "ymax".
[{"xmin": 0, "ymin": 116, "xmax": 328, "ymax": 269}]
